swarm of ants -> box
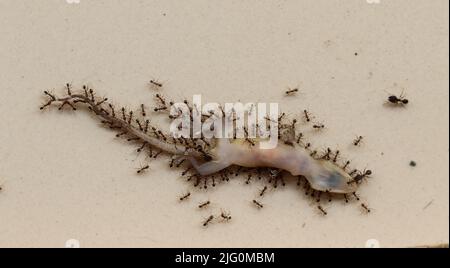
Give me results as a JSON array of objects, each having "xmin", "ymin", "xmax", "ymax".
[{"xmin": 40, "ymin": 81, "xmax": 375, "ymax": 227}]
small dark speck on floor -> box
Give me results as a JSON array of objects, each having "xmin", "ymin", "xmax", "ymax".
[
  {"xmin": 354, "ymin": 52, "xmax": 358, "ymax": 56},
  {"xmin": 409, "ymin": 161, "xmax": 417, "ymax": 167},
  {"xmin": 423, "ymin": 199, "xmax": 434, "ymax": 210}
]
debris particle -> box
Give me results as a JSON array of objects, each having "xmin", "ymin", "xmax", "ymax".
[{"xmin": 423, "ymin": 200, "xmax": 434, "ymax": 210}]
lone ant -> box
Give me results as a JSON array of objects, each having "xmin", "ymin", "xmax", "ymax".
[
  {"xmin": 313, "ymin": 123, "xmax": 325, "ymax": 130},
  {"xmin": 353, "ymin": 135, "xmax": 363, "ymax": 146},
  {"xmin": 361, "ymin": 203, "xmax": 371, "ymax": 213},
  {"xmin": 150, "ymin": 79, "xmax": 163, "ymax": 88},
  {"xmin": 252, "ymin": 200, "xmax": 264, "ymax": 209},
  {"xmin": 285, "ymin": 87, "xmax": 299, "ymax": 96},
  {"xmin": 179, "ymin": 192, "xmax": 191, "ymax": 201},
  {"xmin": 386, "ymin": 91, "xmax": 408, "ymax": 105},
  {"xmin": 303, "ymin": 110, "xmax": 312, "ymax": 122},
  {"xmin": 198, "ymin": 200, "xmax": 210, "ymax": 209},
  {"xmin": 203, "ymin": 215, "xmax": 214, "ymax": 227}
]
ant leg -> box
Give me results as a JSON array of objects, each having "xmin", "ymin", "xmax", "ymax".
[{"xmin": 188, "ymin": 157, "xmax": 230, "ymax": 176}]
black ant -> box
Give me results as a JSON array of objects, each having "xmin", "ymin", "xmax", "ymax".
[
  {"xmin": 221, "ymin": 172, "xmax": 230, "ymax": 182},
  {"xmin": 203, "ymin": 215, "xmax": 214, "ymax": 227},
  {"xmin": 321, "ymin": 148, "xmax": 331, "ymax": 160},
  {"xmin": 325, "ymin": 190, "xmax": 332, "ymax": 202},
  {"xmin": 246, "ymin": 174, "xmax": 252, "ymax": 184},
  {"xmin": 191, "ymin": 175, "xmax": 202, "ymax": 186},
  {"xmin": 296, "ymin": 133, "xmax": 304, "ymax": 144},
  {"xmin": 198, "ymin": 201, "xmax": 210, "ymax": 209},
  {"xmin": 316, "ymin": 191, "xmax": 322, "ymax": 202},
  {"xmin": 387, "ymin": 91, "xmax": 408, "ymax": 105},
  {"xmin": 277, "ymin": 112, "xmax": 286, "ymax": 123},
  {"xmin": 121, "ymin": 107, "xmax": 127, "ymax": 121},
  {"xmin": 181, "ymin": 166, "xmax": 193, "ymax": 176},
  {"xmin": 259, "ymin": 186, "xmax": 268, "ymax": 196},
  {"xmin": 317, "ymin": 205, "xmax": 327, "ymax": 216},
  {"xmin": 152, "ymin": 150, "xmax": 162, "ymax": 158},
  {"xmin": 144, "ymin": 120, "xmax": 150, "ymax": 133},
  {"xmin": 349, "ymin": 169, "xmax": 372, "ymax": 184},
  {"xmin": 343, "ymin": 160, "xmax": 351, "ymax": 170},
  {"xmin": 343, "ymin": 194, "xmax": 349, "ymax": 203},
  {"xmin": 137, "ymin": 165, "xmax": 149, "ymax": 174},
  {"xmin": 65, "ymin": 83, "xmax": 72, "ymax": 96},
  {"xmin": 116, "ymin": 131, "xmax": 127, "ymax": 138},
  {"xmin": 150, "ymin": 79, "xmax": 163, "ymax": 88},
  {"xmin": 108, "ymin": 104, "xmax": 116, "ymax": 117},
  {"xmin": 353, "ymin": 135, "xmax": 363, "ymax": 146},
  {"xmin": 136, "ymin": 119, "xmax": 143, "ymax": 131},
  {"xmin": 137, "ymin": 142, "xmax": 147, "ymax": 153},
  {"xmin": 361, "ymin": 203, "xmax": 371, "ymax": 213},
  {"xmin": 157, "ymin": 131, "xmax": 167, "ymax": 141},
  {"xmin": 155, "ymin": 94, "xmax": 166, "ymax": 105},
  {"xmin": 87, "ymin": 88, "xmax": 95, "ymax": 102},
  {"xmin": 96, "ymin": 98, "xmax": 108, "ymax": 106},
  {"xmin": 252, "ymin": 200, "xmax": 264, "ymax": 209},
  {"xmin": 297, "ymin": 175, "xmax": 306, "ymax": 186},
  {"xmin": 220, "ymin": 211, "xmax": 232, "ymax": 221},
  {"xmin": 179, "ymin": 192, "xmax": 191, "ymax": 201},
  {"xmin": 313, "ymin": 123, "xmax": 325, "ymax": 130},
  {"xmin": 285, "ymin": 87, "xmax": 299, "ymax": 95},
  {"xmin": 154, "ymin": 106, "xmax": 167, "ymax": 112},
  {"xmin": 141, "ymin": 104, "xmax": 146, "ymax": 117},
  {"xmin": 332, "ymin": 150, "xmax": 340, "ymax": 163},
  {"xmin": 303, "ymin": 110, "xmax": 311, "ymax": 122}
]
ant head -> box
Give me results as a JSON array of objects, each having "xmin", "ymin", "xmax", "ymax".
[
  {"xmin": 306, "ymin": 160, "xmax": 357, "ymax": 194},
  {"xmin": 402, "ymin": 99, "xmax": 409, "ymax": 104}
]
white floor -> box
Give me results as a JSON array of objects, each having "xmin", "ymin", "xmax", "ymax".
[{"xmin": 0, "ymin": 0, "xmax": 448, "ymax": 247}]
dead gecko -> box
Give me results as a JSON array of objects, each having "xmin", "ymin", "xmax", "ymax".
[{"xmin": 40, "ymin": 84, "xmax": 357, "ymax": 194}]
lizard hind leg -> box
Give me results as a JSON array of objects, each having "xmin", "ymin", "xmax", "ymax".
[{"xmin": 188, "ymin": 157, "xmax": 231, "ymax": 176}]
